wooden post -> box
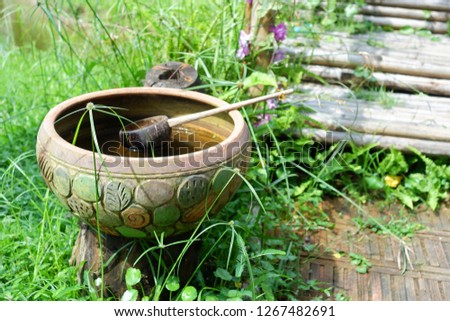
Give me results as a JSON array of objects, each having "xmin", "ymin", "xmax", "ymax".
[
  {"xmin": 250, "ymin": 1, "xmax": 276, "ymax": 70},
  {"xmin": 246, "ymin": 0, "xmax": 277, "ymax": 96},
  {"xmin": 70, "ymin": 223, "xmax": 200, "ymax": 299}
]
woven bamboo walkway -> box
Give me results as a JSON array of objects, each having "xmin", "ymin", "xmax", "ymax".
[{"xmin": 299, "ymin": 198, "xmax": 450, "ymax": 300}]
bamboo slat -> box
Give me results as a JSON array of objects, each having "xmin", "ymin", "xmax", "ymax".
[
  {"xmin": 286, "ymin": 31, "xmax": 450, "ymax": 52},
  {"xmin": 303, "ymin": 64, "xmax": 450, "ymax": 96},
  {"xmin": 300, "ymin": 129, "xmax": 450, "ymax": 156},
  {"xmin": 302, "ymin": 47, "xmax": 450, "ymax": 79},
  {"xmin": 283, "ymin": 35, "xmax": 450, "ymax": 66},
  {"xmin": 365, "ymin": 0, "xmax": 450, "ymax": 12},
  {"xmin": 298, "ymin": 98, "xmax": 450, "ymax": 127},
  {"xmin": 296, "ymin": 82, "xmax": 450, "ymax": 112},
  {"xmin": 354, "ymin": 14, "xmax": 448, "ymax": 34},
  {"xmin": 361, "ymin": 4, "xmax": 450, "ymax": 21},
  {"xmin": 284, "ymin": 43, "xmax": 450, "ymax": 79},
  {"xmin": 303, "ymin": 111, "xmax": 449, "ymax": 142}
]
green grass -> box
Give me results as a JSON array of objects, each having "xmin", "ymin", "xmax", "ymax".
[{"xmin": 1, "ymin": 0, "xmax": 449, "ymax": 301}]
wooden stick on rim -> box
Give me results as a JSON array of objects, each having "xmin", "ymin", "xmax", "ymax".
[{"xmin": 167, "ymin": 88, "xmax": 294, "ymax": 127}]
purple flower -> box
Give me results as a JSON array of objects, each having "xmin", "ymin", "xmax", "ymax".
[
  {"xmin": 269, "ymin": 22, "xmax": 287, "ymax": 42},
  {"xmin": 254, "ymin": 99, "xmax": 278, "ymax": 127},
  {"xmin": 266, "ymin": 98, "xmax": 278, "ymax": 109},
  {"xmin": 272, "ymin": 49, "xmax": 286, "ymax": 63},
  {"xmin": 247, "ymin": 0, "xmax": 252, "ymax": 4},
  {"xmin": 254, "ymin": 114, "xmax": 271, "ymax": 128},
  {"xmin": 236, "ymin": 30, "xmax": 251, "ymax": 60}
]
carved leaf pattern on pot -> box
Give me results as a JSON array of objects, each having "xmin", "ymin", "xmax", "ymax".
[
  {"xmin": 67, "ymin": 196, "xmax": 94, "ymax": 219},
  {"xmin": 38, "ymin": 153, "xmax": 53, "ymax": 183},
  {"xmin": 177, "ymin": 175, "xmax": 209, "ymax": 208},
  {"xmin": 104, "ymin": 181, "xmax": 132, "ymax": 212}
]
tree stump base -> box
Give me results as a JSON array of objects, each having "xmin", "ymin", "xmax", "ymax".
[{"xmin": 69, "ymin": 222, "xmax": 201, "ymax": 299}]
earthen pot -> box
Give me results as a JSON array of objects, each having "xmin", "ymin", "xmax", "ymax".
[{"xmin": 36, "ymin": 88, "xmax": 251, "ymax": 238}]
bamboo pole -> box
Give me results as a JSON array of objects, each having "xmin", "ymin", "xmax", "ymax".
[
  {"xmin": 287, "ymin": 30, "xmax": 450, "ymax": 53},
  {"xmin": 365, "ymin": 0, "xmax": 450, "ymax": 12},
  {"xmin": 344, "ymin": 31, "xmax": 450, "ymax": 48},
  {"xmin": 284, "ymin": 40, "xmax": 450, "ymax": 67},
  {"xmin": 361, "ymin": 5, "xmax": 450, "ymax": 21},
  {"xmin": 295, "ymin": 82, "xmax": 450, "ymax": 112},
  {"xmin": 296, "ymin": 98, "xmax": 450, "ymax": 127},
  {"xmin": 354, "ymin": 14, "xmax": 448, "ymax": 34},
  {"xmin": 298, "ymin": 47, "xmax": 450, "ymax": 79},
  {"xmin": 303, "ymin": 64, "xmax": 450, "ymax": 96},
  {"xmin": 300, "ymin": 129, "xmax": 450, "ymax": 156},
  {"xmin": 317, "ymin": 0, "xmax": 450, "ymax": 14},
  {"xmin": 283, "ymin": 35, "xmax": 450, "ymax": 66},
  {"xmin": 303, "ymin": 111, "xmax": 450, "ymax": 142}
]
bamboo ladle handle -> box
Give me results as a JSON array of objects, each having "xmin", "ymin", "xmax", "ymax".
[{"xmin": 167, "ymin": 88, "xmax": 294, "ymax": 128}]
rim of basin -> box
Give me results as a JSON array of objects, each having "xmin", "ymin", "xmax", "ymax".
[{"xmin": 37, "ymin": 87, "xmax": 250, "ymax": 175}]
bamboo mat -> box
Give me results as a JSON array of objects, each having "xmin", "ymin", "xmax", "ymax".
[{"xmin": 297, "ymin": 198, "xmax": 450, "ymax": 300}]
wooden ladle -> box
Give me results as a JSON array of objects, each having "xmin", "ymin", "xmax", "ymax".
[{"xmin": 119, "ymin": 88, "xmax": 293, "ymax": 149}]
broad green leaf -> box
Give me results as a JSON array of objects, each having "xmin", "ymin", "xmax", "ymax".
[
  {"xmin": 378, "ymin": 149, "xmax": 409, "ymax": 175},
  {"xmin": 121, "ymin": 289, "xmax": 138, "ymax": 301},
  {"xmin": 181, "ymin": 286, "xmax": 197, "ymax": 301},
  {"xmin": 125, "ymin": 268, "xmax": 141, "ymax": 287},
  {"xmin": 165, "ymin": 275, "xmax": 180, "ymax": 292},
  {"xmin": 243, "ymin": 72, "xmax": 277, "ymax": 90},
  {"xmin": 214, "ymin": 268, "xmax": 233, "ymax": 281},
  {"xmin": 392, "ymin": 186, "xmax": 418, "ymax": 209},
  {"xmin": 261, "ymin": 282, "xmax": 275, "ymax": 300},
  {"xmin": 404, "ymin": 173, "xmax": 429, "ymax": 193},
  {"xmin": 294, "ymin": 180, "xmax": 312, "ymax": 196},
  {"xmin": 364, "ymin": 176, "xmax": 384, "ymax": 190},
  {"xmin": 226, "ymin": 289, "xmax": 242, "ymax": 298},
  {"xmin": 445, "ymin": 166, "xmax": 450, "ymax": 179},
  {"xmin": 427, "ymin": 189, "xmax": 441, "ymax": 211}
]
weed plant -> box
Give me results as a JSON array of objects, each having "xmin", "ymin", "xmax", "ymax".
[{"xmin": 0, "ymin": 0, "xmax": 448, "ymax": 301}]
